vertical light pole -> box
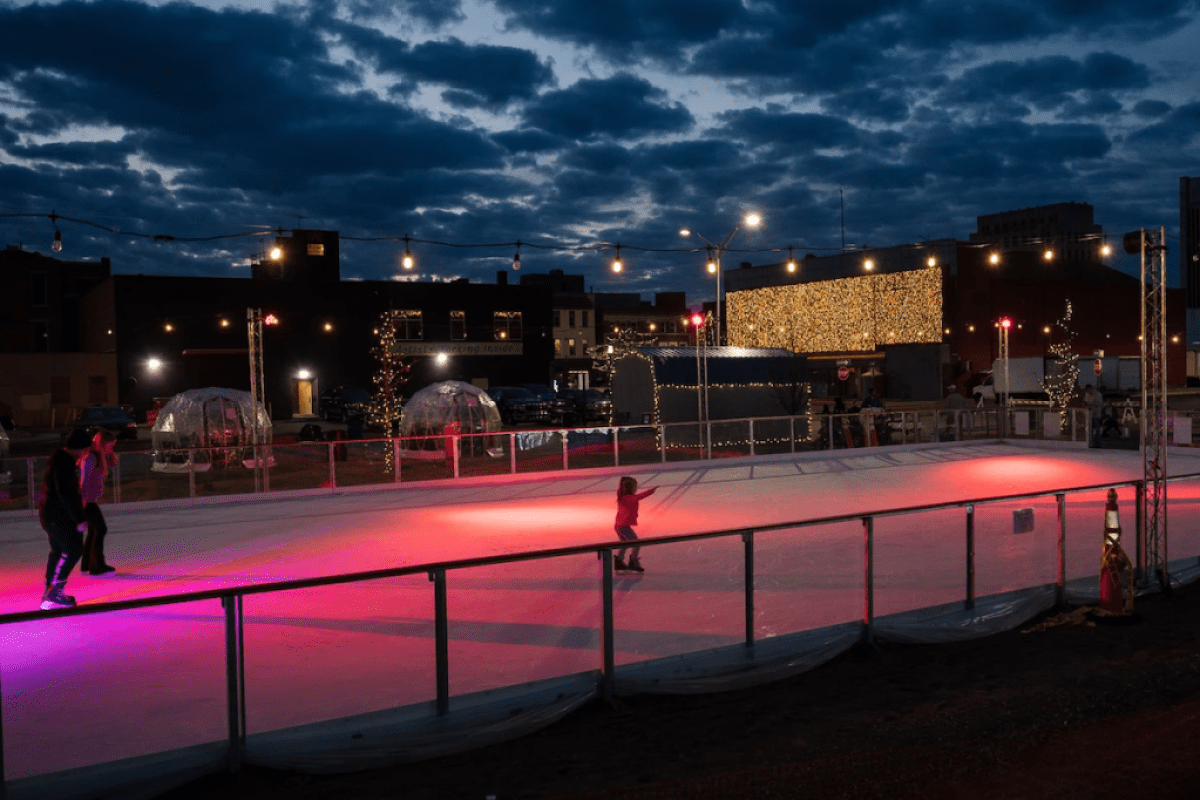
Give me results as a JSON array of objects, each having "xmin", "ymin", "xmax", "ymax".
[
  {"xmin": 681, "ymin": 212, "xmax": 761, "ymax": 345},
  {"xmin": 998, "ymin": 316, "xmax": 1011, "ymax": 437}
]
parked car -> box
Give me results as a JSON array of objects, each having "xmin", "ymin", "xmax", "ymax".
[
  {"xmin": 73, "ymin": 405, "xmax": 138, "ymax": 439},
  {"xmin": 319, "ymin": 386, "xmax": 371, "ymax": 422},
  {"xmin": 485, "ymin": 387, "xmax": 550, "ymax": 425},
  {"xmin": 557, "ymin": 388, "xmax": 613, "ymax": 424},
  {"xmin": 523, "ymin": 384, "xmax": 572, "ymax": 425}
]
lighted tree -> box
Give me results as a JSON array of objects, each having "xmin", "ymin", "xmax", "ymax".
[
  {"xmin": 370, "ymin": 309, "xmax": 413, "ymax": 470},
  {"xmin": 1043, "ymin": 300, "xmax": 1079, "ymax": 432},
  {"xmin": 587, "ymin": 327, "xmax": 658, "ymax": 385}
]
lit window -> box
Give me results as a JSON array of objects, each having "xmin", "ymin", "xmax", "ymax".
[
  {"xmin": 494, "ymin": 311, "xmax": 522, "ymax": 341},
  {"xmin": 451, "ymin": 311, "xmax": 466, "ymax": 340},
  {"xmin": 394, "ymin": 310, "xmax": 422, "ymax": 340},
  {"xmin": 555, "ymin": 338, "xmax": 561, "ymax": 356},
  {"xmin": 569, "ymin": 338, "xmax": 576, "ymax": 356},
  {"xmin": 307, "ymin": 244, "xmax": 325, "ymax": 256}
]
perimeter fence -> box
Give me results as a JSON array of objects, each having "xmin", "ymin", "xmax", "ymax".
[
  {"xmin": 1, "ymin": 406, "xmax": 1112, "ymax": 512},
  {"xmin": 2, "ymin": 457, "xmax": 1199, "ymax": 800}
]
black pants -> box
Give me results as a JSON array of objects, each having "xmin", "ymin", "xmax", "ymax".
[
  {"xmin": 44, "ymin": 517, "xmax": 83, "ymax": 586},
  {"xmin": 82, "ymin": 502, "xmax": 108, "ymax": 571}
]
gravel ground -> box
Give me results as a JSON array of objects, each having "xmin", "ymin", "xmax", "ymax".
[{"xmin": 162, "ymin": 580, "xmax": 1200, "ymax": 800}]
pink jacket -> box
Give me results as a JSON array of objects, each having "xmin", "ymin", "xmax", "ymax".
[
  {"xmin": 80, "ymin": 451, "xmax": 107, "ymax": 503},
  {"xmin": 615, "ymin": 487, "xmax": 656, "ymax": 526}
]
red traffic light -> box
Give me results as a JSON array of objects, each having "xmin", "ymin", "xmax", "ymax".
[
  {"xmin": 999, "ymin": 317, "xmax": 1012, "ymax": 329},
  {"xmin": 690, "ymin": 313, "xmax": 704, "ymax": 327},
  {"xmin": 264, "ymin": 313, "xmax": 280, "ymax": 326}
]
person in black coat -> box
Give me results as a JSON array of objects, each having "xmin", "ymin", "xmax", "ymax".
[{"xmin": 39, "ymin": 429, "xmax": 92, "ymax": 610}]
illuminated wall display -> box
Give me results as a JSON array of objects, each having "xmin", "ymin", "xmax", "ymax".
[{"xmin": 726, "ymin": 265, "xmax": 943, "ymax": 352}]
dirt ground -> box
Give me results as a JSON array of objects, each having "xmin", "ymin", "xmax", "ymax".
[{"xmin": 161, "ymin": 580, "xmax": 1200, "ymax": 800}]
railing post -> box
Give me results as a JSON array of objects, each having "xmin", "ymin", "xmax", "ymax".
[
  {"xmin": 742, "ymin": 530, "xmax": 754, "ymax": 647},
  {"xmin": 1056, "ymin": 493, "xmax": 1067, "ymax": 606},
  {"xmin": 509, "ymin": 433, "xmax": 517, "ymax": 474},
  {"xmin": 1, "ymin": 648, "xmax": 6, "ymax": 796},
  {"xmin": 790, "ymin": 416, "xmax": 796, "ymax": 453},
  {"xmin": 222, "ymin": 594, "xmax": 245, "ymax": 773},
  {"xmin": 27, "ymin": 457, "xmax": 35, "ymax": 510},
  {"xmin": 827, "ymin": 416, "xmax": 834, "ymax": 450},
  {"xmin": 112, "ymin": 453, "xmax": 121, "ymax": 504},
  {"xmin": 600, "ymin": 550, "xmax": 615, "ymax": 699},
  {"xmin": 965, "ymin": 504, "xmax": 975, "ymax": 610},
  {"xmin": 613, "ymin": 427, "xmax": 620, "ymax": 468},
  {"xmin": 394, "ymin": 438, "xmax": 402, "ymax": 484},
  {"xmin": 862, "ymin": 516, "xmax": 874, "ymax": 645},
  {"xmin": 328, "ymin": 441, "xmax": 336, "ymax": 490},
  {"xmin": 562, "ymin": 432, "xmax": 569, "ymax": 471},
  {"xmin": 430, "ymin": 570, "xmax": 450, "ymax": 715},
  {"xmin": 452, "ymin": 434, "xmax": 460, "ymax": 479},
  {"xmin": 188, "ymin": 449, "xmax": 196, "ymax": 498},
  {"xmin": 706, "ymin": 421, "xmax": 712, "ymax": 459},
  {"xmin": 749, "ymin": 419, "xmax": 755, "ymax": 457},
  {"xmin": 660, "ymin": 424, "xmax": 667, "ymax": 463}
]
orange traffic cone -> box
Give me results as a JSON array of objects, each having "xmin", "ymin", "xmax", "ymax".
[{"xmin": 1099, "ymin": 488, "xmax": 1133, "ymax": 614}]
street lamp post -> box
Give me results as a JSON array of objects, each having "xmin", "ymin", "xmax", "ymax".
[{"xmin": 681, "ymin": 213, "xmax": 761, "ymax": 345}]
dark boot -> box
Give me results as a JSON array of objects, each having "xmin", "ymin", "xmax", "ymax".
[{"xmin": 40, "ymin": 581, "xmax": 76, "ymax": 610}]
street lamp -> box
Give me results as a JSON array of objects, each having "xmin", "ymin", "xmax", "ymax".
[{"xmin": 680, "ymin": 212, "xmax": 761, "ymax": 344}]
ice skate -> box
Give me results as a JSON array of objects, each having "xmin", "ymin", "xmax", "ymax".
[
  {"xmin": 613, "ymin": 555, "xmax": 628, "ymax": 571},
  {"xmin": 40, "ymin": 582, "xmax": 77, "ymax": 611},
  {"xmin": 627, "ymin": 558, "xmax": 645, "ymax": 573}
]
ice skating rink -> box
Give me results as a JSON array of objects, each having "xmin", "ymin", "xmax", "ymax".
[{"xmin": 2, "ymin": 440, "xmax": 1200, "ymax": 783}]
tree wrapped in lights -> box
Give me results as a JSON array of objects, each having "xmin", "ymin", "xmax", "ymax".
[
  {"xmin": 588, "ymin": 327, "xmax": 659, "ymax": 385},
  {"xmin": 1043, "ymin": 300, "xmax": 1079, "ymax": 432},
  {"xmin": 370, "ymin": 309, "xmax": 413, "ymax": 471}
]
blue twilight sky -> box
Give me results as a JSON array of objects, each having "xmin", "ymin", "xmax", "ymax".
[{"xmin": 1, "ymin": 0, "xmax": 1198, "ymax": 302}]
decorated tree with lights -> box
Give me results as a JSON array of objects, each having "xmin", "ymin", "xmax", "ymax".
[
  {"xmin": 587, "ymin": 327, "xmax": 659, "ymax": 386},
  {"xmin": 370, "ymin": 309, "xmax": 413, "ymax": 470},
  {"xmin": 1043, "ymin": 300, "xmax": 1079, "ymax": 432}
]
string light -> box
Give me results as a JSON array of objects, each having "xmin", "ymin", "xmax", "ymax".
[
  {"xmin": 786, "ymin": 246, "xmax": 796, "ymax": 273},
  {"xmin": 401, "ymin": 235, "xmax": 414, "ymax": 270},
  {"xmin": 611, "ymin": 244, "xmax": 623, "ymax": 273},
  {"xmin": 513, "ymin": 241, "xmax": 521, "ymax": 271},
  {"xmin": 988, "ymin": 252, "xmax": 1000, "ymax": 265},
  {"xmin": 1043, "ymin": 248, "xmax": 1054, "ymax": 261},
  {"xmin": 864, "ymin": 258, "xmax": 874, "ymax": 271},
  {"xmin": 1044, "ymin": 300, "xmax": 1078, "ymax": 432}
]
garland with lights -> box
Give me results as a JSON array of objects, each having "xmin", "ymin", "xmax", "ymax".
[
  {"xmin": 1043, "ymin": 300, "xmax": 1079, "ymax": 431},
  {"xmin": 370, "ymin": 309, "xmax": 413, "ymax": 471}
]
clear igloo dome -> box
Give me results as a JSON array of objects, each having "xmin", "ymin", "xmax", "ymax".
[{"xmin": 399, "ymin": 381, "xmax": 503, "ymax": 458}]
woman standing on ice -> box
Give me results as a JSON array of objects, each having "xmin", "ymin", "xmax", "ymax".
[
  {"xmin": 38, "ymin": 429, "xmax": 92, "ymax": 609},
  {"xmin": 614, "ymin": 476, "xmax": 657, "ymax": 573},
  {"xmin": 79, "ymin": 429, "xmax": 118, "ymax": 576}
]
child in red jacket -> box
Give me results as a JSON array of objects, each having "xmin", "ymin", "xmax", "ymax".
[{"xmin": 614, "ymin": 476, "xmax": 657, "ymax": 572}]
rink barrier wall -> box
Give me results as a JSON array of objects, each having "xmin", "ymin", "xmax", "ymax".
[
  {"xmin": 1, "ymin": 467, "xmax": 1197, "ymax": 799},
  {"xmin": 1, "ymin": 407, "xmax": 1107, "ymax": 512}
]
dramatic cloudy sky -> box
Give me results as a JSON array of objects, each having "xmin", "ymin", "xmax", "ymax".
[{"xmin": 2, "ymin": 0, "xmax": 1198, "ymax": 301}]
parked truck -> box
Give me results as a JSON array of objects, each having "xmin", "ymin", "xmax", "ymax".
[{"xmin": 972, "ymin": 356, "xmax": 1140, "ymax": 403}]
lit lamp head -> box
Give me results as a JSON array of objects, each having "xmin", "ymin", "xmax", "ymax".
[
  {"xmin": 690, "ymin": 312, "xmax": 705, "ymax": 327},
  {"xmin": 999, "ymin": 317, "xmax": 1012, "ymax": 330},
  {"xmin": 744, "ymin": 212, "xmax": 761, "ymax": 228}
]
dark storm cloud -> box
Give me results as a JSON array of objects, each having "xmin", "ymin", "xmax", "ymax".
[
  {"xmin": 1132, "ymin": 99, "xmax": 1172, "ymax": 118},
  {"xmin": 939, "ymin": 53, "xmax": 1150, "ymax": 113},
  {"xmin": 337, "ymin": 28, "xmax": 555, "ymax": 108},
  {"xmin": 339, "ymin": 0, "xmax": 465, "ymax": 27},
  {"xmin": 1127, "ymin": 101, "xmax": 1200, "ymax": 147},
  {"xmin": 714, "ymin": 108, "xmax": 869, "ymax": 152},
  {"xmin": 521, "ymin": 74, "xmax": 693, "ymax": 140}
]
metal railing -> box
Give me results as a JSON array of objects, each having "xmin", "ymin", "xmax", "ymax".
[
  {"xmin": 0, "ymin": 407, "xmax": 1108, "ymax": 513},
  {"xmin": 2, "ymin": 468, "xmax": 1192, "ymax": 791}
]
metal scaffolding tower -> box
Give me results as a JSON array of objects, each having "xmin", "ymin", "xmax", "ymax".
[
  {"xmin": 247, "ymin": 308, "xmax": 269, "ymax": 493},
  {"xmin": 1137, "ymin": 228, "xmax": 1168, "ymax": 590}
]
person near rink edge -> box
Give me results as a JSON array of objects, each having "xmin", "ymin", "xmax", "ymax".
[
  {"xmin": 1084, "ymin": 384, "xmax": 1104, "ymax": 447},
  {"xmin": 39, "ymin": 429, "xmax": 92, "ymax": 610},
  {"xmin": 614, "ymin": 476, "xmax": 657, "ymax": 573},
  {"xmin": 80, "ymin": 429, "xmax": 118, "ymax": 576}
]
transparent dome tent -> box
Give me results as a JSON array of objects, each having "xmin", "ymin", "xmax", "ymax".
[
  {"xmin": 399, "ymin": 381, "xmax": 503, "ymax": 459},
  {"xmin": 151, "ymin": 387, "xmax": 272, "ymax": 472}
]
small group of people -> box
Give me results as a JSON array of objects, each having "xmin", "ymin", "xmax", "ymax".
[{"xmin": 39, "ymin": 428, "xmax": 119, "ymax": 610}]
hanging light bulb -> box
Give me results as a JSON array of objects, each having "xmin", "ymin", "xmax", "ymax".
[
  {"xmin": 1100, "ymin": 242, "xmax": 1112, "ymax": 257},
  {"xmin": 864, "ymin": 258, "xmax": 874, "ymax": 271},
  {"xmin": 786, "ymin": 245, "xmax": 797, "ymax": 273},
  {"xmin": 926, "ymin": 255, "xmax": 937, "ymax": 267},
  {"xmin": 52, "ymin": 228, "xmax": 62, "ymax": 252},
  {"xmin": 611, "ymin": 244, "xmax": 623, "ymax": 273},
  {"xmin": 706, "ymin": 246, "xmax": 716, "ymax": 274},
  {"xmin": 513, "ymin": 241, "xmax": 521, "ymax": 270},
  {"xmin": 988, "ymin": 251, "xmax": 1000, "ymax": 265},
  {"xmin": 401, "ymin": 236, "xmax": 414, "ymax": 270}
]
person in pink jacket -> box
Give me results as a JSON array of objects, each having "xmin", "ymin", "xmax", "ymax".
[
  {"xmin": 79, "ymin": 429, "xmax": 118, "ymax": 576},
  {"xmin": 614, "ymin": 476, "xmax": 657, "ymax": 572}
]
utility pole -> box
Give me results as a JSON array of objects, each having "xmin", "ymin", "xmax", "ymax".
[{"xmin": 1134, "ymin": 228, "xmax": 1169, "ymax": 591}]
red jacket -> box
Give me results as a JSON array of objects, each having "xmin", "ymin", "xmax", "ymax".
[{"xmin": 615, "ymin": 487, "xmax": 656, "ymax": 526}]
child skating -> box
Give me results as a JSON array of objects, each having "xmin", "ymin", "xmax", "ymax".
[{"xmin": 614, "ymin": 476, "xmax": 657, "ymax": 573}]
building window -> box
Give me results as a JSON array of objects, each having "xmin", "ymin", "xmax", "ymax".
[
  {"xmin": 307, "ymin": 243, "xmax": 325, "ymax": 256},
  {"xmin": 569, "ymin": 310, "xmax": 576, "ymax": 327},
  {"xmin": 395, "ymin": 310, "xmax": 423, "ymax": 340},
  {"xmin": 494, "ymin": 311, "xmax": 522, "ymax": 341},
  {"xmin": 554, "ymin": 338, "xmax": 561, "ymax": 356},
  {"xmin": 451, "ymin": 310, "xmax": 466, "ymax": 340},
  {"xmin": 582, "ymin": 338, "xmax": 588, "ymax": 353},
  {"xmin": 50, "ymin": 376, "xmax": 70, "ymax": 405},
  {"xmin": 88, "ymin": 376, "xmax": 108, "ymax": 404},
  {"xmin": 30, "ymin": 272, "xmax": 47, "ymax": 307},
  {"xmin": 33, "ymin": 320, "xmax": 49, "ymax": 353},
  {"xmin": 568, "ymin": 338, "xmax": 576, "ymax": 356},
  {"xmin": 553, "ymin": 310, "xmax": 561, "ymax": 327},
  {"xmin": 582, "ymin": 310, "xmax": 589, "ymax": 327}
]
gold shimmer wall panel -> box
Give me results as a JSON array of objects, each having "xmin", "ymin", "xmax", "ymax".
[{"xmin": 727, "ymin": 266, "xmax": 943, "ymax": 352}]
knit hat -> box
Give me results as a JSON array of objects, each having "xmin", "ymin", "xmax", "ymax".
[{"xmin": 66, "ymin": 429, "xmax": 94, "ymax": 450}]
